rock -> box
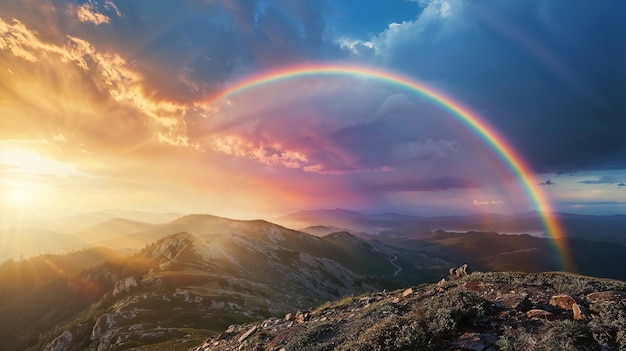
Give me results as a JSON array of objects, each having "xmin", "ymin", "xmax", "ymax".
[
  {"xmin": 112, "ymin": 276, "xmax": 137, "ymax": 297},
  {"xmin": 587, "ymin": 291, "xmax": 626, "ymax": 304},
  {"xmin": 448, "ymin": 332, "xmax": 496, "ymax": 351},
  {"xmin": 295, "ymin": 311, "xmax": 309, "ymax": 323},
  {"xmin": 238, "ymin": 326, "xmax": 257, "ymax": 343},
  {"xmin": 252, "ymin": 346, "xmax": 263, "ymax": 351},
  {"xmin": 449, "ymin": 264, "xmax": 472, "ymax": 279},
  {"xmin": 402, "ymin": 288, "xmax": 414, "ymax": 297},
  {"xmin": 549, "ymin": 294, "xmax": 577, "ymax": 310},
  {"xmin": 572, "ymin": 303, "xmax": 590, "ymax": 321},
  {"xmin": 527, "ymin": 309, "xmax": 554, "ymax": 319},
  {"xmin": 496, "ymin": 293, "xmax": 532, "ymax": 312},
  {"xmin": 437, "ymin": 278, "xmax": 447, "ymax": 287},
  {"xmin": 532, "ymin": 302, "xmax": 555, "ymax": 313},
  {"xmin": 284, "ymin": 313, "xmax": 293, "ymax": 321}
]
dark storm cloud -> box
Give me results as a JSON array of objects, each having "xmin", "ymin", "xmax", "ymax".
[
  {"xmin": 539, "ymin": 179, "xmax": 555, "ymax": 186},
  {"xmin": 578, "ymin": 175, "xmax": 626, "ymax": 185},
  {"xmin": 366, "ymin": 0, "xmax": 626, "ymax": 174}
]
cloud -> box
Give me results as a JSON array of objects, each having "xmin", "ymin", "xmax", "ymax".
[
  {"xmin": 577, "ymin": 175, "xmax": 626, "ymax": 185},
  {"xmin": 0, "ymin": 16, "xmax": 197, "ymax": 153},
  {"xmin": 210, "ymin": 135, "xmax": 311, "ymax": 170},
  {"xmin": 618, "ymin": 183, "xmax": 625, "ymax": 187},
  {"xmin": 72, "ymin": 2, "xmax": 110, "ymax": 25},
  {"xmin": 350, "ymin": 0, "xmax": 626, "ymax": 174},
  {"xmin": 540, "ymin": 179, "xmax": 555, "ymax": 186}
]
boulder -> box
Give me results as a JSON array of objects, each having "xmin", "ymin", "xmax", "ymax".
[
  {"xmin": 238, "ymin": 326, "xmax": 257, "ymax": 343},
  {"xmin": 496, "ymin": 293, "xmax": 532, "ymax": 312},
  {"xmin": 587, "ymin": 291, "xmax": 626, "ymax": 304},
  {"xmin": 572, "ymin": 303, "xmax": 590, "ymax": 321},
  {"xmin": 449, "ymin": 264, "xmax": 472, "ymax": 279},
  {"xmin": 549, "ymin": 294, "xmax": 577, "ymax": 310},
  {"xmin": 402, "ymin": 288, "xmax": 414, "ymax": 297}
]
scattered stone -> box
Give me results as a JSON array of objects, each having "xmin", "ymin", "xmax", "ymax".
[
  {"xmin": 402, "ymin": 288, "xmax": 414, "ymax": 297},
  {"xmin": 527, "ymin": 309, "xmax": 554, "ymax": 319},
  {"xmin": 284, "ymin": 313, "xmax": 293, "ymax": 322},
  {"xmin": 295, "ymin": 311, "xmax": 309, "ymax": 323},
  {"xmin": 449, "ymin": 264, "xmax": 472, "ymax": 279},
  {"xmin": 549, "ymin": 294, "xmax": 577, "ymax": 310},
  {"xmin": 252, "ymin": 346, "xmax": 263, "ymax": 351},
  {"xmin": 238, "ymin": 326, "xmax": 257, "ymax": 343},
  {"xmin": 496, "ymin": 293, "xmax": 532, "ymax": 312},
  {"xmin": 532, "ymin": 302, "xmax": 555, "ymax": 313},
  {"xmin": 447, "ymin": 332, "xmax": 496, "ymax": 351},
  {"xmin": 573, "ymin": 303, "xmax": 590, "ymax": 321},
  {"xmin": 587, "ymin": 291, "xmax": 626, "ymax": 304},
  {"xmin": 437, "ymin": 278, "xmax": 447, "ymax": 287}
]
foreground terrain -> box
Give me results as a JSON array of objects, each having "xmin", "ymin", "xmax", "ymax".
[{"xmin": 191, "ymin": 271, "xmax": 626, "ymax": 351}]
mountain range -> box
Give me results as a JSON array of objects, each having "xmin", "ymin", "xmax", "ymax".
[{"xmin": 1, "ymin": 210, "xmax": 625, "ymax": 350}]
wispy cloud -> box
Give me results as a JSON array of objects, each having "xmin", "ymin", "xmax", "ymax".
[{"xmin": 72, "ymin": 2, "xmax": 110, "ymax": 25}]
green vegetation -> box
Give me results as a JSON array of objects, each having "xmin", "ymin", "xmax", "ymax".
[
  {"xmin": 282, "ymin": 321, "xmax": 336, "ymax": 351},
  {"xmin": 467, "ymin": 271, "xmax": 626, "ymax": 295},
  {"xmin": 497, "ymin": 320, "xmax": 593, "ymax": 351}
]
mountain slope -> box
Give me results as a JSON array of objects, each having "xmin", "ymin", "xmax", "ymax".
[
  {"xmin": 191, "ymin": 271, "xmax": 626, "ymax": 351},
  {"xmin": 7, "ymin": 217, "xmax": 411, "ymax": 351}
]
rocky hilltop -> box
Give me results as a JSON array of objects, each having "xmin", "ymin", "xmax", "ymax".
[{"xmin": 191, "ymin": 269, "xmax": 626, "ymax": 351}]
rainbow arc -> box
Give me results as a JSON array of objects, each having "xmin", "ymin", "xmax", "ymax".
[{"xmin": 207, "ymin": 64, "xmax": 574, "ymax": 272}]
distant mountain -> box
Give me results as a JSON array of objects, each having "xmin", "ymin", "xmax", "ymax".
[
  {"xmin": 279, "ymin": 208, "xmax": 626, "ymax": 245},
  {"xmin": 5, "ymin": 210, "xmax": 182, "ymax": 233},
  {"xmin": 0, "ymin": 210, "xmax": 182, "ymax": 260},
  {"xmin": 71, "ymin": 218, "xmax": 157, "ymax": 247},
  {"xmin": 300, "ymin": 225, "xmax": 356, "ymax": 236},
  {"xmin": 0, "ymin": 228, "xmax": 85, "ymax": 262}
]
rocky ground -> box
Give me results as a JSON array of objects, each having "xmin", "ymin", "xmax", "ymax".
[{"xmin": 189, "ymin": 267, "xmax": 626, "ymax": 351}]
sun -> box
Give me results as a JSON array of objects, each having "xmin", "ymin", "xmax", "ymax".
[
  {"xmin": 2, "ymin": 182, "xmax": 36, "ymax": 208},
  {"xmin": 8, "ymin": 189, "xmax": 28, "ymax": 205}
]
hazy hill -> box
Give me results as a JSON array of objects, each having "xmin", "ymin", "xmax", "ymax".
[
  {"xmin": 0, "ymin": 228, "xmax": 85, "ymax": 262},
  {"xmin": 0, "ymin": 247, "xmax": 125, "ymax": 309},
  {"xmin": 0, "ymin": 211, "xmax": 181, "ymax": 261},
  {"xmin": 70, "ymin": 218, "xmax": 157, "ymax": 248}
]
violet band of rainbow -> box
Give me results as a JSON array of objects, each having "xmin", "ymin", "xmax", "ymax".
[{"xmin": 206, "ymin": 63, "xmax": 576, "ymax": 272}]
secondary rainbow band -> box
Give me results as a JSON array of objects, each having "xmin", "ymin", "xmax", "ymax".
[{"xmin": 208, "ymin": 64, "xmax": 575, "ymax": 272}]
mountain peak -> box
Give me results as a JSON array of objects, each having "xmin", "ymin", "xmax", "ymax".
[{"xmin": 140, "ymin": 231, "xmax": 196, "ymax": 261}]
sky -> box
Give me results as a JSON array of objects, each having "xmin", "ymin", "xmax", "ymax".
[{"xmin": 0, "ymin": 0, "xmax": 625, "ymax": 220}]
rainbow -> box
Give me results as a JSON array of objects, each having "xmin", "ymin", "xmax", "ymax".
[{"xmin": 207, "ymin": 63, "xmax": 575, "ymax": 272}]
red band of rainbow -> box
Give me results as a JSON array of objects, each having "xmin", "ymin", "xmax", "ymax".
[{"xmin": 206, "ymin": 63, "xmax": 575, "ymax": 272}]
